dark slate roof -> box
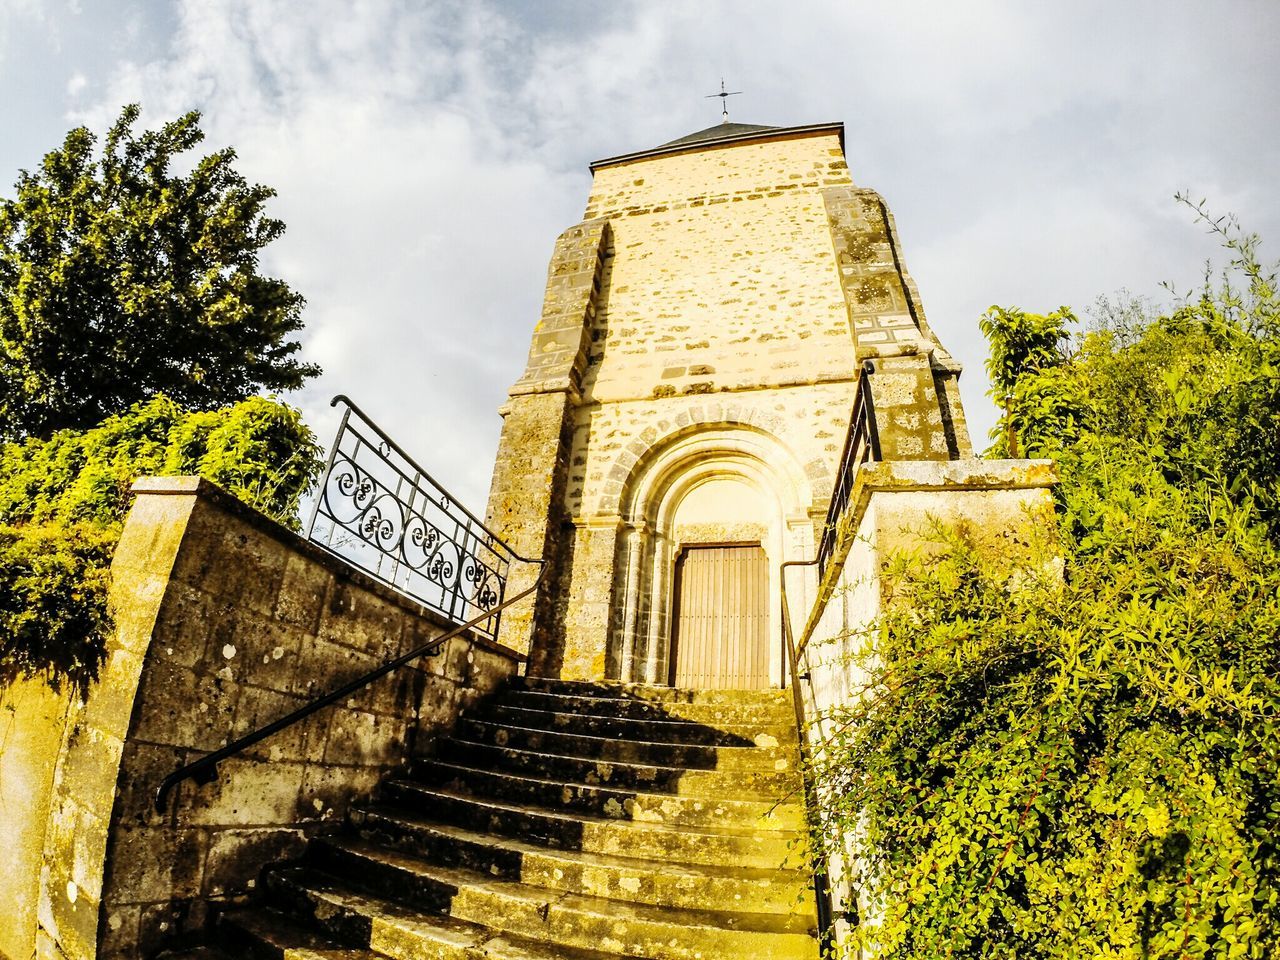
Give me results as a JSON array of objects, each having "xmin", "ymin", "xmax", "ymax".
[
  {"xmin": 590, "ymin": 121, "xmax": 845, "ymax": 171},
  {"xmin": 659, "ymin": 121, "xmax": 779, "ymax": 148}
]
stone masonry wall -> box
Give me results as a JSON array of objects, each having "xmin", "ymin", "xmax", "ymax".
[
  {"xmin": 581, "ymin": 133, "xmax": 857, "ymax": 405},
  {"xmin": 0, "ymin": 675, "xmax": 73, "ymax": 960},
  {"xmin": 29, "ymin": 477, "xmax": 521, "ymax": 960}
]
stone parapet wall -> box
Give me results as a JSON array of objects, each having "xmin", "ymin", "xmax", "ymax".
[
  {"xmin": 787, "ymin": 458, "xmax": 1057, "ymax": 944},
  {"xmin": 17, "ymin": 476, "xmax": 521, "ymax": 960}
]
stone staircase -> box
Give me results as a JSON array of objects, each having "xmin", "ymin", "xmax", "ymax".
[{"xmin": 175, "ymin": 676, "xmax": 820, "ymax": 959}]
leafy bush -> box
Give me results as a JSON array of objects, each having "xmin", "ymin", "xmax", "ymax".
[
  {"xmin": 0, "ymin": 395, "xmax": 321, "ymax": 694},
  {"xmin": 816, "ymin": 204, "xmax": 1280, "ymax": 958}
]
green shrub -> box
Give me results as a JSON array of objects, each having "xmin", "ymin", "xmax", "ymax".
[
  {"xmin": 817, "ymin": 205, "xmax": 1280, "ymax": 958},
  {"xmin": 0, "ymin": 395, "xmax": 321, "ymax": 694}
]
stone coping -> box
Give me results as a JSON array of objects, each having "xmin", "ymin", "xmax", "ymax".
[
  {"xmin": 798, "ymin": 458, "xmax": 1057, "ymax": 648},
  {"xmin": 130, "ymin": 476, "xmax": 527, "ymax": 664}
]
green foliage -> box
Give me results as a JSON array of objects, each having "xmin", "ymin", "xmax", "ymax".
[
  {"xmin": 0, "ymin": 395, "xmax": 321, "ymax": 694},
  {"xmin": 0, "ymin": 521, "xmax": 115, "ymax": 695},
  {"xmin": 0, "ymin": 104, "xmax": 320, "ymax": 439},
  {"xmin": 979, "ymin": 305, "xmax": 1075, "ymax": 457},
  {"xmin": 816, "ymin": 207, "xmax": 1280, "ymax": 958}
]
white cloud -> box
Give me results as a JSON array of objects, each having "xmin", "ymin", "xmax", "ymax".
[
  {"xmin": 79, "ymin": 0, "xmax": 602, "ymax": 507},
  {"xmin": 0, "ymin": 0, "xmax": 47, "ymax": 63},
  {"xmin": 65, "ymin": 69, "xmax": 84, "ymax": 94},
  {"xmin": 55, "ymin": 0, "xmax": 1280, "ymax": 501}
]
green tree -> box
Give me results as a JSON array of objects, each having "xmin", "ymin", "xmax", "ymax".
[
  {"xmin": 813, "ymin": 207, "xmax": 1280, "ymax": 958},
  {"xmin": 0, "ymin": 104, "xmax": 319, "ymax": 439}
]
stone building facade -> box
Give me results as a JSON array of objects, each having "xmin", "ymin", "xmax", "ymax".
[{"xmin": 486, "ymin": 120, "xmax": 972, "ymax": 687}]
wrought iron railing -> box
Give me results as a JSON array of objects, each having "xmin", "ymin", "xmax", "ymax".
[
  {"xmin": 816, "ymin": 366, "xmax": 880, "ymax": 578},
  {"xmin": 306, "ymin": 395, "xmax": 515, "ymax": 643}
]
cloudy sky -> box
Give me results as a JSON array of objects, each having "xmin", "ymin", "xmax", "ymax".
[{"xmin": 2, "ymin": 0, "xmax": 1277, "ymax": 510}]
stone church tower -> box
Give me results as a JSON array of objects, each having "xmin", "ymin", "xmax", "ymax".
[{"xmin": 486, "ymin": 119, "xmax": 971, "ymax": 688}]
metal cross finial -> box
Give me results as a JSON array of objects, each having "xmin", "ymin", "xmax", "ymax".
[{"xmin": 705, "ymin": 78, "xmax": 742, "ymax": 123}]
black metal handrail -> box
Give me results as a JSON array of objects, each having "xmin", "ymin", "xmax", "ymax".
[
  {"xmin": 780, "ymin": 557, "xmax": 836, "ymax": 944},
  {"xmin": 155, "ymin": 561, "xmax": 546, "ymax": 812},
  {"xmin": 816, "ymin": 366, "xmax": 880, "ymax": 578},
  {"xmin": 306, "ymin": 395, "xmax": 527, "ymax": 643}
]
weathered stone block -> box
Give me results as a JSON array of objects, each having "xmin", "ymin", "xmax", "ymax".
[
  {"xmin": 324, "ymin": 708, "xmax": 405, "ymax": 767},
  {"xmin": 100, "ymin": 824, "xmax": 207, "ymax": 905},
  {"xmin": 131, "ymin": 660, "xmax": 241, "ymax": 754},
  {"xmin": 230, "ymin": 686, "xmax": 309, "ymax": 762},
  {"xmin": 53, "ymin": 723, "xmax": 122, "ymax": 824},
  {"xmin": 299, "ymin": 764, "xmax": 382, "ymax": 822},
  {"xmin": 274, "ymin": 552, "xmax": 331, "ymax": 632},
  {"xmin": 181, "ymin": 757, "xmax": 306, "ymax": 827}
]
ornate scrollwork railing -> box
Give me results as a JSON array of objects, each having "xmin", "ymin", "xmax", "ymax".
[
  {"xmin": 305, "ymin": 395, "xmax": 516, "ymax": 641},
  {"xmin": 816, "ymin": 365, "xmax": 881, "ymax": 578}
]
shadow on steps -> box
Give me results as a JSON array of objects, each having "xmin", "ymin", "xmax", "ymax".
[{"xmin": 160, "ymin": 674, "xmax": 820, "ymax": 960}]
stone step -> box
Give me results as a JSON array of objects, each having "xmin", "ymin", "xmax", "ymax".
[
  {"xmin": 473, "ymin": 702, "xmax": 797, "ymax": 747},
  {"xmin": 457, "ymin": 718, "xmax": 797, "ymax": 773},
  {"xmin": 514, "ymin": 675, "xmax": 794, "ymax": 708},
  {"xmin": 497, "ymin": 689, "xmax": 796, "ymax": 727},
  {"xmin": 219, "ymin": 906, "xmax": 380, "ymax": 959},
  {"xmin": 154, "ymin": 948, "xmax": 238, "ymax": 960},
  {"xmin": 431, "ymin": 737, "xmax": 802, "ymax": 800},
  {"xmin": 405, "ymin": 760, "xmax": 805, "ymax": 831},
  {"xmin": 270, "ymin": 861, "xmax": 820, "ymax": 960},
  {"xmin": 257, "ymin": 877, "xmax": 633, "ymax": 960},
  {"xmin": 346, "ymin": 810, "xmax": 815, "ymax": 915},
  {"xmin": 362, "ymin": 785, "xmax": 804, "ymax": 870}
]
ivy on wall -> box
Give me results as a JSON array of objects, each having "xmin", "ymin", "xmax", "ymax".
[{"xmin": 0, "ymin": 395, "xmax": 321, "ymax": 695}]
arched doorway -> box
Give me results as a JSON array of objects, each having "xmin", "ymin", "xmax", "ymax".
[
  {"xmin": 668, "ymin": 476, "xmax": 771, "ymax": 689},
  {"xmin": 609, "ymin": 426, "xmax": 816, "ymax": 688}
]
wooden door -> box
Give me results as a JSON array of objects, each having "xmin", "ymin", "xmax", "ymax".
[{"xmin": 670, "ymin": 544, "xmax": 769, "ymax": 690}]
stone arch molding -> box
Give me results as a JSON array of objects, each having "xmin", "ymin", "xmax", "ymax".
[
  {"xmin": 607, "ymin": 422, "xmax": 820, "ymax": 686},
  {"xmin": 622, "ymin": 425, "xmax": 814, "ymax": 528},
  {"xmin": 592, "ymin": 403, "xmax": 833, "ymax": 519}
]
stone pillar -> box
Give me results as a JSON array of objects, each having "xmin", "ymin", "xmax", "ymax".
[
  {"xmin": 485, "ymin": 390, "xmax": 574, "ymax": 665},
  {"xmin": 643, "ymin": 532, "xmax": 673, "ymax": 684},
  {"xmin": 556, "ymin": 518, "xmax": 622, "ymax": 680},
  {"xmin": 485, "ymin": 219, "xmax": 610, "ymax": 665},
  {"xmin": 616, "ymin": 523, "xmax": 647, "ymax": 681},
  {"xmin": 822, "ymin": 186, "xmax": 972, "ymax": 460}
]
